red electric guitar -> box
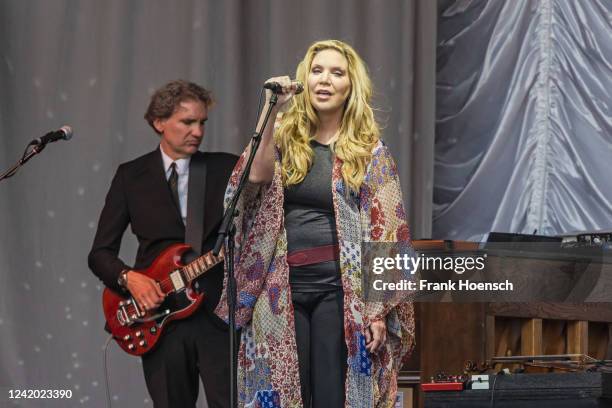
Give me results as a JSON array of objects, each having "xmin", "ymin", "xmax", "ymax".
[{"xmin": 102, "ymin": 243, "xmax": 223, "ymax": 356}]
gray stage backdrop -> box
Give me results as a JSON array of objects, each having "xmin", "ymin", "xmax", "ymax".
[{"xmin": 0, "ymin": 1, "xmax": 436, "ymax": 407}]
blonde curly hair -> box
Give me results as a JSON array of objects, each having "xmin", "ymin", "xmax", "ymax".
[{"xmin": 275, "ymin": 40, "xmax": 380, "ymax": 193}]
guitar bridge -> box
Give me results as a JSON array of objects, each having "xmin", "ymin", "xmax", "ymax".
[
  {"xmin": 170, "ymin": 270, "xmax": 186, "ymax": 291},
  {"xmin": 116, "ymin": 298, "xmax": 144, "ymax": 326}
]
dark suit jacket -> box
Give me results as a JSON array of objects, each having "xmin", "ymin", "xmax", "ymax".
[{"xmin": 88, "ymin": 147, "xmax": 238, "ymax": 315}]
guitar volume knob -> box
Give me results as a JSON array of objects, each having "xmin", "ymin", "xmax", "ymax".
[
  {"xmin": 135, "ymin": 330, "xmax": 143, "ymax": 338},
  {"xmin": 139, "ymin": 340, "xmax": 147, "ymax": 347},
  {"xmin": 127, "ymin": 344, "xmax": 135, "ymax": 351},
  {"xmin": 123, "ymin": 334, "xmax": 132, "ymax": 341}
]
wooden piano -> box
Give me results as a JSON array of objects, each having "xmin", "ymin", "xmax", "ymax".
[{"xmin": 403, "ymin": 238, "xmax": 612, "ymax": 407}]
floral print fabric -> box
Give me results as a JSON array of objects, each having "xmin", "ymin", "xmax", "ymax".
[{"xmin": 216, "ymin": 140, "xmax": 415, "ymax": 408}]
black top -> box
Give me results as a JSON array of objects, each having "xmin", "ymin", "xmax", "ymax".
[{"xmin": 284, "ymin": 140, "xmax": 341, "ymax": 292}]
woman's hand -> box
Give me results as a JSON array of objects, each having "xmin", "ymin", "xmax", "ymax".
[
  {"xmin": 263, "ymin": 75, "xmax": 300, "ymax": 108},
  {"xmin": 365, "ymin": 319, "xmax": 387, "ymax": 354},
  {"xmin": 248, "ymin": 75, "xmax": 299, "ymax": 184}
]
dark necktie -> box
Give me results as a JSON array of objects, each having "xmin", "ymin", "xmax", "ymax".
[{"xmin": 168, "ymin": 162, "xmax": 180, "ymax": 211}]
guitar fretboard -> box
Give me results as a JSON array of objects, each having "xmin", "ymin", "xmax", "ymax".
[{"xmin": 181, "ymin": 250, "xmax": 224, "ymax": 283}]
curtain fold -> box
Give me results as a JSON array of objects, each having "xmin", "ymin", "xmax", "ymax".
[{"xmin": 434, "ymin": 0, "xmax": 612, "ymax": 240}]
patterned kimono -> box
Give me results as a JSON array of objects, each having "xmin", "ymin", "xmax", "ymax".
[{"xmin": 216, "ymin": 139, "xmax": 415, "ymax": 408}]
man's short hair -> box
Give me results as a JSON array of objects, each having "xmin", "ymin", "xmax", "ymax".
[{"xmin": 144, "ymin": 80, "xmax": 213, "ymax": 133}]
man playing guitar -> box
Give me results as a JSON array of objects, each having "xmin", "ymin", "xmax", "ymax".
[{"xmin": 88, "ymin": 80, "xmax": 237, "ymax": 408}]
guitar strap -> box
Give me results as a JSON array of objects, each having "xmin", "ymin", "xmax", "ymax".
[{"xmin": 185, "ymin": 154, "xmax": 207, "ymax": 258}]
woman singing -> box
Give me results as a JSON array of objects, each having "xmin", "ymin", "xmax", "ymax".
[{"xmin": 216, "ymin": 40, "xmax": 414, "ymax": 408}]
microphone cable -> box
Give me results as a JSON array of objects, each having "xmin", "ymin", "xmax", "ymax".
[
  {"xmin": 254, "ymin": 87, "xmax": 265, "ymax": 125},
  {"xmin": 250, "ymin": 88, "xmax": 267, "ymax": 151}
]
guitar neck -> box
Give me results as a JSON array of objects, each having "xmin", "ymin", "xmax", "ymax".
[{"xmin": 181, "ymin": 250, "xmax": 224, "ymax": 283}]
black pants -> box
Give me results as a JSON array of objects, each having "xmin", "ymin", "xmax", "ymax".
[
  {"xmin": 142, "ymin": 308, "xmax": 230, "ymax": 408},
  {"xmin": 292, "ymin": 289, "xmax": 348, "ymax": 408}
]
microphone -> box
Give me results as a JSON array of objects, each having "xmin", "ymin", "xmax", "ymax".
[
  {"xmin": 264, "ymin": 80, "xmax": 304, "ymax": 95},
  {"xmin": 31, "ymin": 126, "xmax": 73, "ymax": 145}
]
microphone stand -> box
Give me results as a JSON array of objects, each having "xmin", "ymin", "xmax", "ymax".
[
  {"xmin": 0, "ymin": 142, "xmax": 47, "ymax": 182},
  {"xmin": 213, "ymin": 93, "xmax": 278, "ymax": 408}
]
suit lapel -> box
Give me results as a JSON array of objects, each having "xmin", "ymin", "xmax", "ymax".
[{"xmin": 185, "ymin": 152, "xmax": 207, "ymax": 255}]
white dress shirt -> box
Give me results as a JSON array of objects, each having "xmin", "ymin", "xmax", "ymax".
[{"xmin": 160, "ymin": 145, "xmax": 190, "ymax": 225}]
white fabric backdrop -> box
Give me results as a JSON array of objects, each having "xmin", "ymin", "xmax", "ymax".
[{"xmin": 434, "ymin": 0, "xmax": 612, "ymax": 240}]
